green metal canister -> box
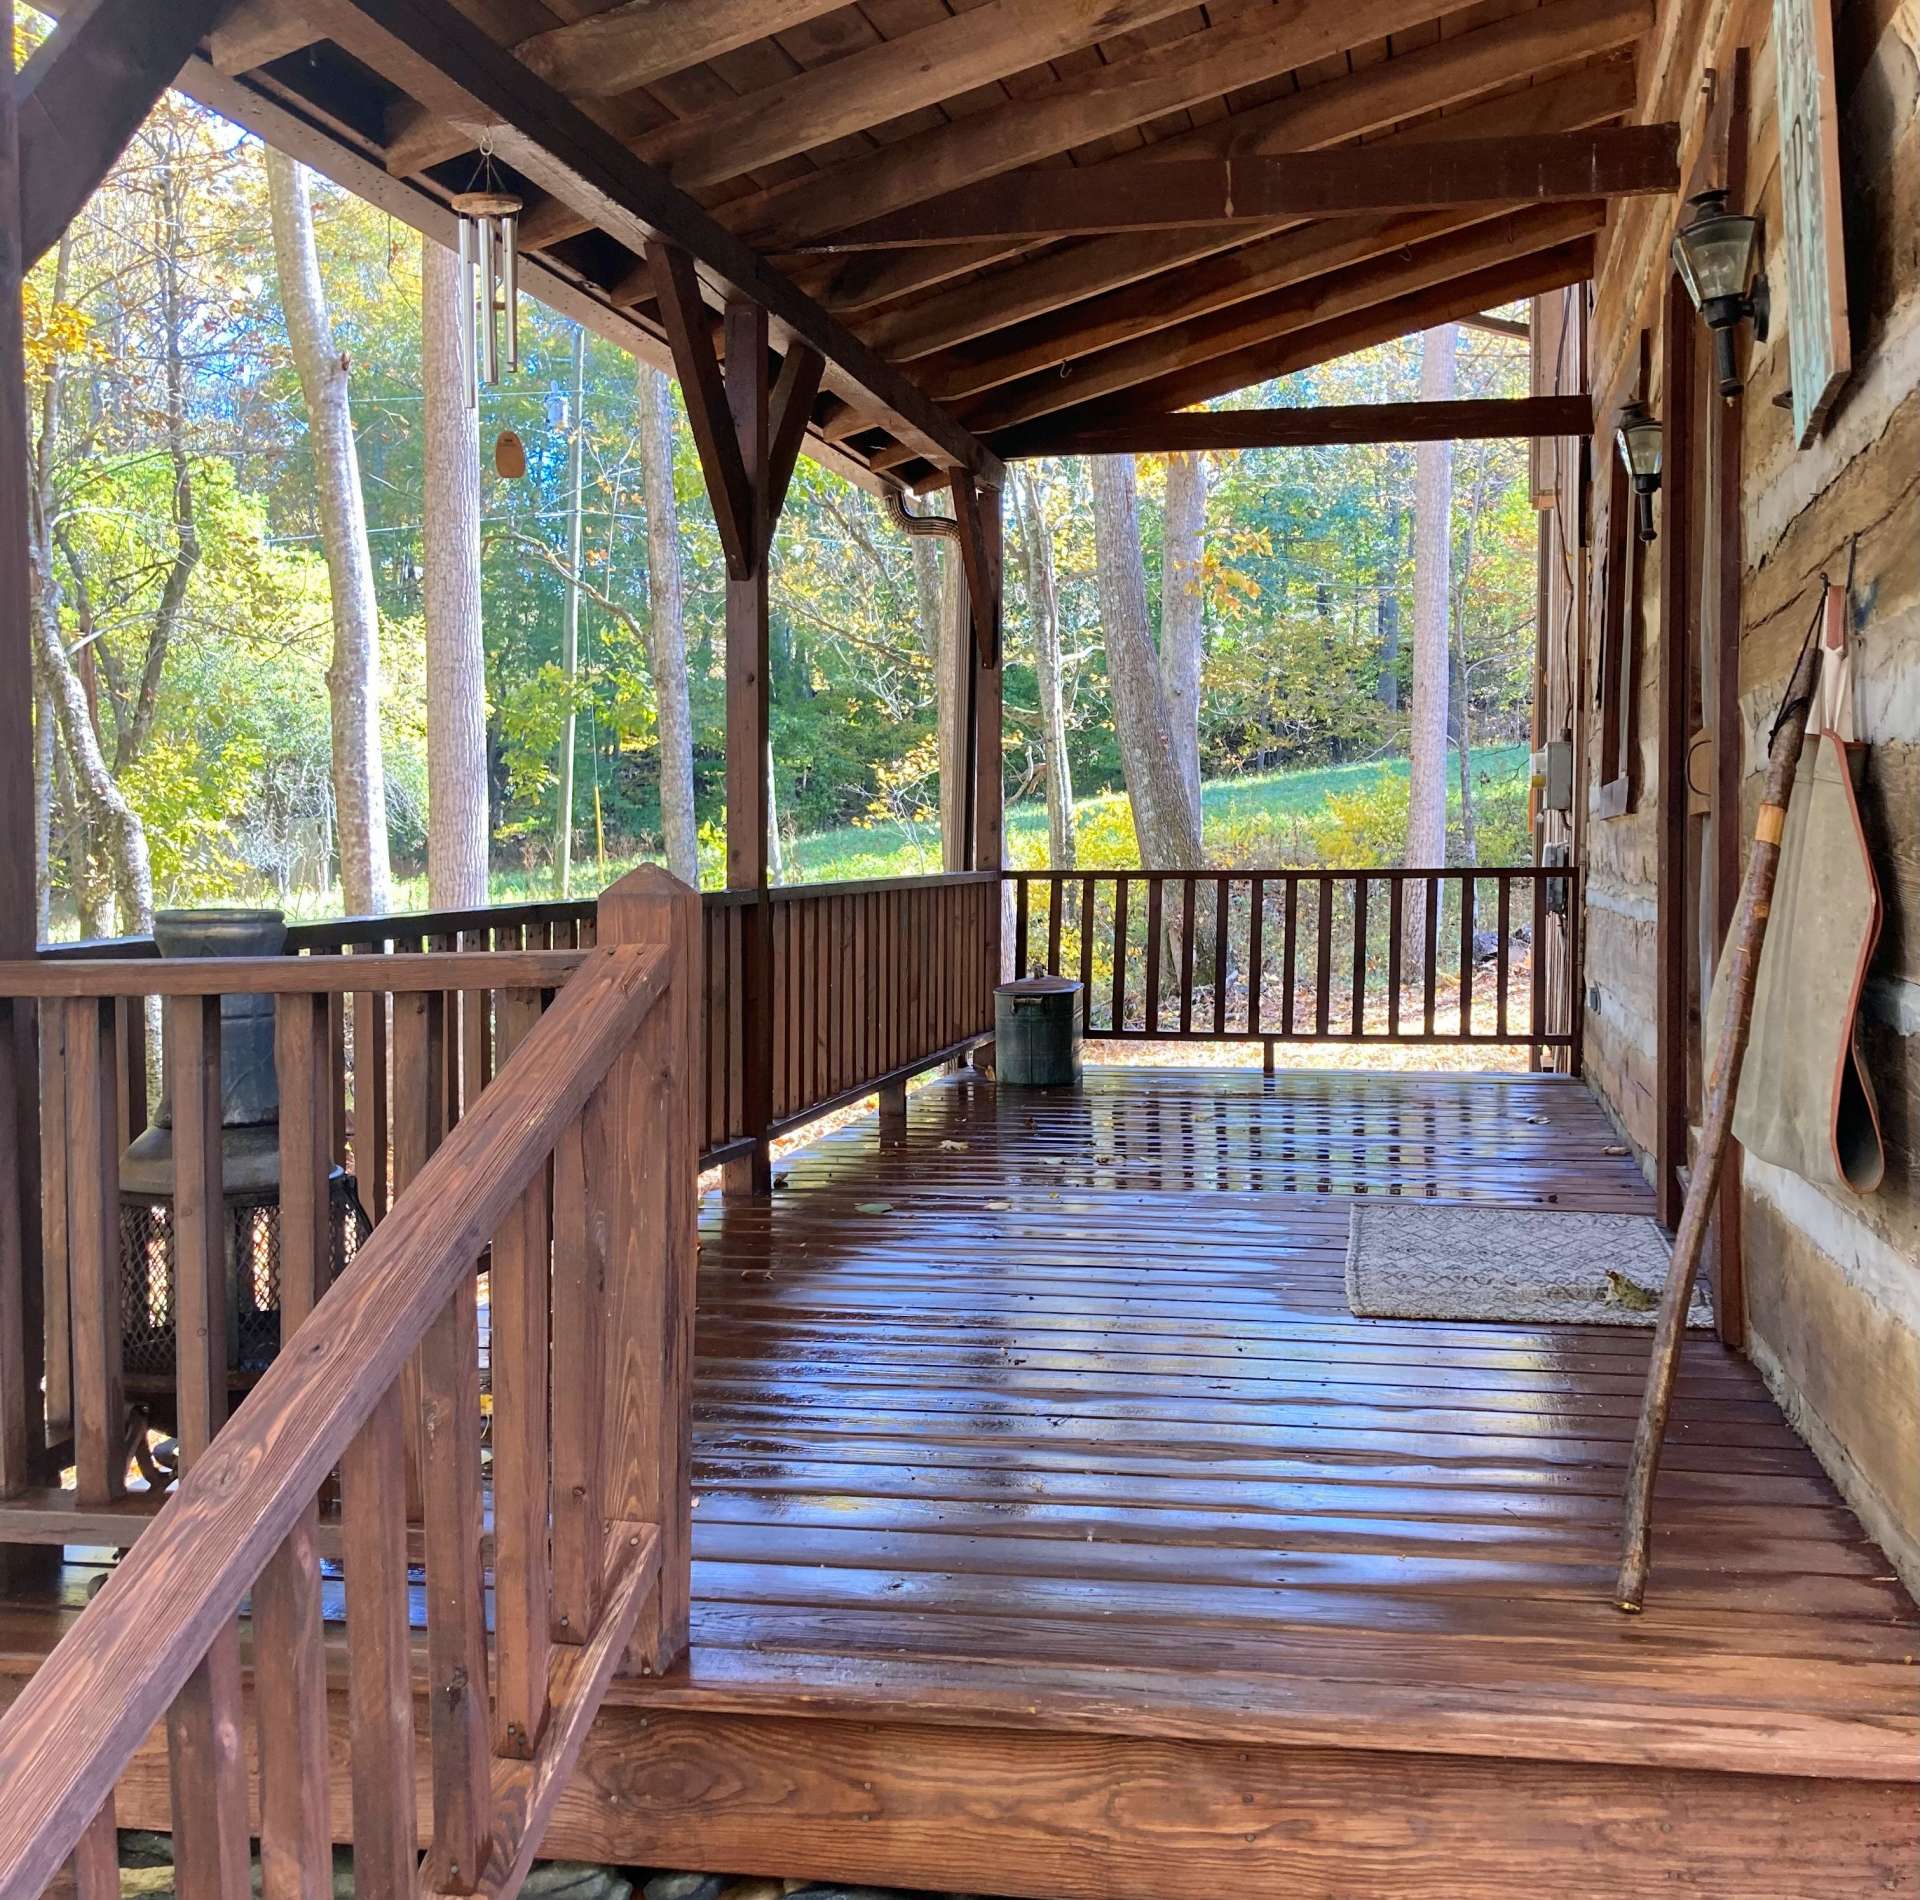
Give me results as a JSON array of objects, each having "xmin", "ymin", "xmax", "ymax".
[{"xmin": 994, "ymin": 973, "xmax": 1083, "ymax": 1086}]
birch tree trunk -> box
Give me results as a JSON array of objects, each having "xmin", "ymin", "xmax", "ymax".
[
  {"xmin": 636, "ymin": 365, "xmax": 699, "ymax": 887},
  {"xmin": 266, "ymin": 148, "xmax": 391, "ymax": 916},
  {"xmin": 1090, "ymin": 454, "xmax": 1201, "ymax": 869},
  {"xmin": 1010, "ymin": 467, "xmax": 1074, "ymax": 867},
  {"xmin": 420, "ymin": 235, "xmax": 489, "ymax": 908},
  {"xmin": 1160, "ymin": 450, "xmax": 1207, "ymax": 815},
  {"xmin": 1406, "ymin": 322, "xmax": 1456, "ymax": 954}
]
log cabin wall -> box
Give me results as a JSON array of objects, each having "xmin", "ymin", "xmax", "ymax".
[{"xmin": 1563, "ymin": 0, "xmax": 1920, "ymax": 1590}]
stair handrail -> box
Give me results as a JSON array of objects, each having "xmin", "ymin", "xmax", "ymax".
[{"xmin": 0, "ymin": 931, "xmax": 674, "ymax": 1900}]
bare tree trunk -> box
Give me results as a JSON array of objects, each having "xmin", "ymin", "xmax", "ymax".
[
  {"xmin": 1376, "ymin": 494, "xmax": 1403, "ymax": 711},
  {"xmin": 635, "ymin": 365, "xmax": 699, "ymax": 886},
  {"xmin": 1090, "ymin": 454, "xmax": 1201, "ymax": 869},
  {"xmin": 421, "ymin": 234, "xmax": 488, "ymax": 908},
  {"xmin": 909, "ymin": 515, "xmax": 966, "ymax": 868},
  {"xmin": 1406, "ymin": 323, "xmax": 1456, "ymax": 955},
  {"xmin": 265, "ymin": 148, "xmax": 391, "ymax": 916},
  {"xmin": 1010, "ymin": 467, "xmax": 1074, "ymax": 868},
  {"xmin": 33, "ymin": 684, "xmax": 53, "ymax": 942},
  {"xmin": 1160, "ymin": 450, "xmax": 1207, "ymax": 815},
  {"xmin": 556, "ymin": 325, "xmax": 585, "ymax": 896}
]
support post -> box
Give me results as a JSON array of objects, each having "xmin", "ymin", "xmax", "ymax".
[
  {"xmin": 720, "ymin": 297, "xmax": 772, "ymax": 1196},
  {"xmin": 594, "ymin": 865, "xmax": 701, "ymax": 1673},
  {"xmin": 650, "ymin": 247, "xmax": 823, "ymax": 1196},
  {"xmin": 0, "ymin": 0, "xmax": 46, "ymax": 1499}
]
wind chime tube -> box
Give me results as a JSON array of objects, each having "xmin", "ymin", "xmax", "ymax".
[
  {"xmin": 456, "ymin": 214, "xmax": 476, "ymax": 409},
  {"xmin": 502, "ymin": 210, "xmax": 520, "ymax": 372},
  {"xmin": 480, "ymin": 215, "xmax": 499, "ymax": 387}
]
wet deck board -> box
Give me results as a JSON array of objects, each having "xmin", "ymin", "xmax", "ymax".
[{"xmin": 658, "ymin": 1068, "xmax": 1920, "ymax": 1786}]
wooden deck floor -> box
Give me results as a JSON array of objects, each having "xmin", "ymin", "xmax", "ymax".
[
  {"xmin": 3, "ymin": 1068, "xmax": 1916, "ymax": 1897},
  {"xmin": 624, "ymin": 1067, "xmax": 1919, "ymax": 1898}
]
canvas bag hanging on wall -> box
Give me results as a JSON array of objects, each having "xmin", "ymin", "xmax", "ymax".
[{"xmin": 1708, "ymin": 583, "xmax": 1885, "ymax": 1193}]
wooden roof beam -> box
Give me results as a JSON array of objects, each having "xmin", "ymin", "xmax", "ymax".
[
  {"xmin": 730, "ymin": 0, "xmax": 1491, "ymax": 258},
  {"xmin": 804, "ymin": 0, "xmax": 1647, "ymax": 317},
  {"xmin": 15, "ymin": 0, "xmax": 235, "ymax": 270},
  {"xmin": 513, "ymin": 0, "xmax": 1207, "ymax": 250},
  {"xmin": 805, "ymin": 129, "xmax": 1678, "ymax": 251},
  {"xmin": 1464, "ymin": 312, "xmax": 1530, "ymax": 340},
  {"xmin": 208, "ymin": 0, "xmax": 324, "ymax": 75},
  {"xmin": 991, "ymin": 239, "xmax": 1598, "ymax": 457},
  {"xmin": 327, "ymin": 0, "xmax": 999, "ymax": 482},
  {"xmin": 907, "ymin": 68, "xmax": 1635, "ymax": 407},
  {"xmin": 999, "ymin": 394, "xmax": 1594, "ymax": 458},
  {"xmin": 956, "ymin": 203, "xmax": 1605, "ymax": 436},
  {"xmin": 851, "ymin": 19, "xmax": 1642, "ymax": 358},
  {"xmin": 517, "ymin": 0, "xmax": 852, "ymax": 101}
]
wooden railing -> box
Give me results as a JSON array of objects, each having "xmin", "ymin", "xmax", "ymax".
[
  {"xmin": 767, "ymin": 871, "xmax": 999, "ymax": 1136},
  {"xmin": 47, "ymin": 873, "xmax": 999, "ymax": 1179},
  {"xmin": 0, "ymin": 868, "xmax": 700, "ymax": 1900},
  {"xmin": 1006, "ymin": 866, "xmax": 1580, "ymax": 1054}
]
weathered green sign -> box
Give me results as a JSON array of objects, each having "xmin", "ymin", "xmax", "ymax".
[{"xmin": 1773, "ymin": 0, "xmax": 1851, "ymax": 445}]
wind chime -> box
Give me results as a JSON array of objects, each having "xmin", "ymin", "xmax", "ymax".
[{"xmin": 451, "ymin": 144, "xmax": 522, "ymax": 409}]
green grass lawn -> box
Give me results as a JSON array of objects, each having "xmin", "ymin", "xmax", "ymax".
[{"xmin": 317, "ymin": 743, "xmax": 1531, "ymax": 918}]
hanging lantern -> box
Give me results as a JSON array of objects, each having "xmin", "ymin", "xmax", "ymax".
[{"xmin": 452, "ymin": 168, "xmax": 523, "ymax": 407}]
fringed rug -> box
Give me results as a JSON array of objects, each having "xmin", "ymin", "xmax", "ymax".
[{"xmin": 1344, "ymin": 1203, "xmax": 1712, "ymax": 1329}]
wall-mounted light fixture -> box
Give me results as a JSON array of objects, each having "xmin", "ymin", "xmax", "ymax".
[
  {"xmin": 1671, "ymin": 188, "xmax": 1769, "ymax": 398},
  {"xmin": 1615, "ymin": 400, "xmax": 1664, "ymax": 542}
]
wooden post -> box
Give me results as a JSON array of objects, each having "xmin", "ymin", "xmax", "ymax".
[
  {"xmin": 594, "ymin": 865, "xmax": 701, "ymax": 1675},
  {"xmin": 0, "ymin": 0, "xmax": 45, "ymax": 1501},
  {"xmin": 955, "ymin": 477, "xmax": 1006, "ymax": 1035},
  {"xmin": 721, "ymin": 298, "xmax": 773, "ymax": 1196},
  {"xmin": 649, "ymin": 249, "xmax": 823, "ymax": 1195},
  {"xmin": 1653, "ymin": 269, "xmax": 1694, "ymax": 1237}
]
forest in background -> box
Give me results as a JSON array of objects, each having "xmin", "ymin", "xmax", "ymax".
[{"xmin": 23, "ymin": 63, "xmax": 1541, "ymax": 941}]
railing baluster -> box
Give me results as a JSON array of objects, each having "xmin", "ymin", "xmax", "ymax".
[
  {"xmin": 39, "ymin": 1003, "xmax": 72, "ymax": 1458},
  {"xmin": 1110, "ymin": 876, "xmax": 1129, "ymax": 1035},
  {"xmin": 1013, "ymin": 876, "xmax": 1030, "ymax": 978},
  {"xmin": 1213, "ymin": 875, "xmax": 1229, "ymax": 1036},
  {"xmin": 420, "ymin": 1271, "xmax": 492, "ymax": 1893},
  {"xmin": 1387, "ymin": 877, "xmax": 1404, "ymax": 1037},
  {"xmin": 1078, "ymin": 876, "xmax": 1094, "ymax": 1033},
  {"xmin": 1459, "ymin": 872, "xmax": 1477, "ymax": 1037},
  {"xmin": 259, "ymin": 990, "xmax": 334, "ymax": 1900},
  {"xmin": 492, "ymin": 987, "xmax": 550, "ymax": 1757},
  {"xmin": 1178, "ymin": 877, "xmax": 1196, "ymax": 1035},
  {"xmin": 1497, "ymin": 873, "xmax": 1513, "ymax": 1040},
  {"xmin": 1351, "ymin": 875, "xmax": 1370, "ymax": 1038},
  {"xmin": 1143, "ymin": 877, "xmax": 1163, "ymax": 1035},
  {"xmin": 65, "ymin": 1801, "xmax": 117, "ymax": 1900},
  {"xmin": 255, "ymin": 1512, "xmax": 331, "ymax": 1900},
  {"xmin": 1423, "ymin": 875, "xmax": 1440, "ymax": 1036},
  {"xmin": 164, "ymin": 992, "xmax": 251, "ymax": 1900},
  {"xmin": 351, "ymin": 963, "xmax": 391, "ymax": 1220},
  {"xmin": 64, "ymin": 996, "xmax": 122, "ymax": 1506},
  {"xmin": 1281, "ymin": 876, "xmax": 1298, "ymax": 1038},
  {"xmin": 392, "ymin": 989, "xmax": 447, "ymax": 1517},
  {"xmin": 1315, "ymin": 877, "xmax": 1334, "ymax": 1035},
  {"xmin": 1247, "ymin": 877, "xmax": 1265, "ymax": 1036},
  {"xmin": 1531, "ymin": 870, "xmax": 1550, "ymax": 1060},
  {"xmin": 549, "ymin": 1111, "xmax": 604, "ymax": 1645},
  {"xmin": 341, "ymin": 1384, "xmax": 417, "ymax": 1900}
]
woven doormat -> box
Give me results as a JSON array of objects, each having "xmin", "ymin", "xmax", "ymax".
[{"xmin": 1345, "ymin": 1203, "xmax": 1711, "ymax": 1329}]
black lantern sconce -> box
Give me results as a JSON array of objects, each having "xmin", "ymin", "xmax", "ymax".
[
  {"xmin": 1671, "ymin": 188, "xmax": 1769, "ymax": 398},
  {"xmin": 1615, "ymin": 400, "xmax": 1663, "ymax": 542}
]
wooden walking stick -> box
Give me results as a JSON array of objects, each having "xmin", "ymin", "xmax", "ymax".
[{"xmin": 1614, "ymin": 592, "xmax": 1833, "ymax": 1613}]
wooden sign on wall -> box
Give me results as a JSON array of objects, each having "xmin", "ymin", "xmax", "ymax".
[{"xmin": 1773, "ymin": 0, "xmax": 1851, "ymax": 444}]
